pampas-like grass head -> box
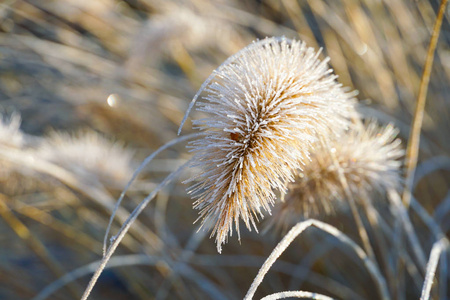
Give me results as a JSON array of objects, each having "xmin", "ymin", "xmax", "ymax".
[
  {"xmin": 275, "ymin": 121, "xmax": 404, "ymax": 226},
  {"xmin": 187, "ymin": 37, "xmax": 356, "ymax": 252},
  {"xmin": 37, "ymin": 131, "xmax": 135, "ymax": 189}
]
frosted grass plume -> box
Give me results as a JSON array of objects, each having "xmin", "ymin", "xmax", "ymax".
[
  {"xmin": 37, "ymin": 131, "xmax": 135, "ymax": 189},
  {"xmin": 186, "ymin": 37, "xmax": 357, "ymax": 252},
  {"xmin": 275, "ymin": 121, "xmax": 404, "ymax": 226}
]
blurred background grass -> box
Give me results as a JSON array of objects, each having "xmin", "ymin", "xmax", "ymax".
[{"xmin": 0, "ymin": 0, "xmax": 449, "ymax": 299}]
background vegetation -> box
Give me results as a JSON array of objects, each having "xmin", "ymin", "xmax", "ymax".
[{"xmin": 0, "ymin": 0, "xmax": 448, "ymax": 299}]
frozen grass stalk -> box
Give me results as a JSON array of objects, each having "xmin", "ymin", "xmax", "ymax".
[
  {"xmin": 260, "ymin": 291, "xmax": 335, "ymax": 300},
  {"xmin": 103, "ymin": 133, "xmax": 199, "ymax": 255},
  {"xmin": 244, "ymin": 219, "xmax": 389, "ymax": 300},
  {"xmin": 403, "ymin": 0, "xmax": 448, "ymax": 207},
  {"xmin": 80, "ymin": 134, "xmax": 199, "ymax": 299},
  {"xmin": 420, "ymin": 238, "xmax": 448, "ymax": 300},
  {"xmin": 81, "ymin": 163, "xmax": 187, "ymax": 300}
]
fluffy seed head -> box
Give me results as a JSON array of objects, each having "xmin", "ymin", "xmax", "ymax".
[
  {"xmin": 38, "ymin": 131, "xmax": 135, "ymax": 189},
  {"xmin": 187, "ymin": 37, "xmax": 356, "ymax": 252},
  {"xmin": 275, "ymin": 121, "xmax": 404, "ymax": 227}
]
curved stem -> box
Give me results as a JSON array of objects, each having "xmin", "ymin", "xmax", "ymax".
[
  {"xmin": 321, "ymin": 135, "xmax": 376, "ymax": 262},
  {"xmin": 244, "ymin": 219, "xmax": 389, "ymax": 300},
  {"xmin": 103, "ymin": 133, "xmax": 199, "ymax": 255},
  {"xmin": 81, "ymin": 162, "xmax": 188, "ymax": 300},
  {"xmin": 261, "ymin": 290, "xmax": 335, "ymax": 300}
]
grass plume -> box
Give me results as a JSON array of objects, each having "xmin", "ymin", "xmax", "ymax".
[
  {"xmin": 275, "ymin": 121, "xmax": 404, "ymax": 223},
  {"xmin": 187, "ymin": 37, "xmax": 356, "ymax": 252}
]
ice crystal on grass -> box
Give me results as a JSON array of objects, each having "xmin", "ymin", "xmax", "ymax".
[
  {"xmin": 276, "ymin": 121, "xmax": 404, "ymax": 225},
  {"xmin": 187, "ymin": 37, "xmax": 356, "ymax": 252}
]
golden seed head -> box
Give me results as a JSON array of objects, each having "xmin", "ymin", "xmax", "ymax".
[
  {"xmin": 275, "ymin": 121, "xmax": 404, "ymax": 227},
  {"xmin": 187, "ymin": 37, "xmax": 356, "ymax": 252}
]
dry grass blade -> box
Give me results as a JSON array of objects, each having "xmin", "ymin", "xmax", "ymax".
[
  {"xmin": 14, "ymin": 203, "xmax": 101, "ymax": 250},
  {"xmin": 388, "ymin": 189, "xmax": 426, "ymax": 269},
  {"xmin": 103, "ymin": 133, "xmax": 199, "ymax": 255},
  {"xmin": 155, "ymin": 228, "xmax": 209, "ymax": 299},
  {"xmin": 192, "ymin": 254, "xmax": 365, "ymax": 299},
  {"xmin": 244, "ymin": 219, "xmax": 389, "ymax": 300},
  {"xmin": 321, "ymin": 134, "xmax": 376, "ymax": 262},
  {"xmin": 403, "ymin": 0, "xmax": 448, "ymax": 207},
  {"xmin": 35, "ymin": 254, "xmax": 227, "ymax": 300},
  {"xmin": 80, "ymin": 162, "xmax": 188, "ymax": 300},
  {"xmin": 0, "ymin": 195, "xmax": 82, "ymax": 299},
  {"xmin": 34, "ymin": 254, "xmax": 158, "ymax": 300},
  {"xmin": 0, "ymin": 146, "xmax": 163, "ymax": 252}
]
